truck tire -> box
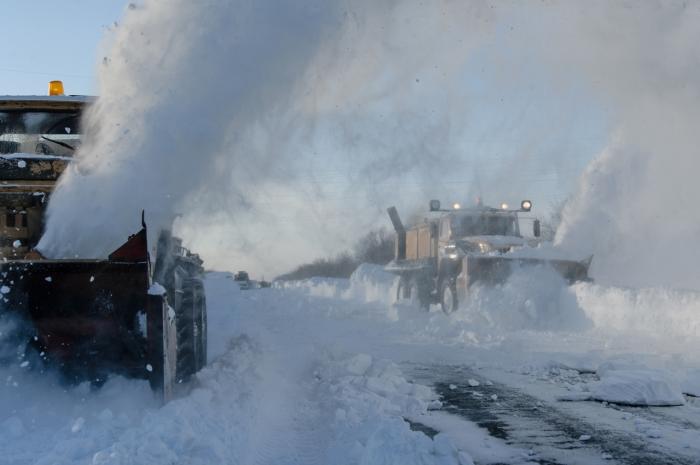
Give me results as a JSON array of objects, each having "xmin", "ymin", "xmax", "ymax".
[
  {"xmin": 409, "ymin": 277, "xmax": 430, "ymax": 311},
  {"xmin": 440, "ymin": 279, "xmax": 458, "ymax": 314},
  {"xmin": 194, "ymin": 281, "xmax": 207, "ymax": 371},
  {"xmin": 175, "ymin": 278, "xmax": 206, "ymax": 382}
]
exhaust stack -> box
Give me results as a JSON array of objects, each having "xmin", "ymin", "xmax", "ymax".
[{"xmin": 387, "ymin": 206, "xmax": 406, "ymax": 260}]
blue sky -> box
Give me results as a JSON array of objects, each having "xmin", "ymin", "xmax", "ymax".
[{"xmin": 1, "ymin": 0, "xmax": 127, "ymax": 95}]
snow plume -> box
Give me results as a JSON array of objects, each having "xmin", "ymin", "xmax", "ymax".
[
  {"xmin": 37, "ymin": 0, "xmax": 575, "ymax": 276},
  {"xmin": 553, "ymin": 2, "xmax": 700, "ymax": 289},
  {"xmin": 37, "ymin": 0, "xmax": 338, "ymax": 262},
  {"xmin": 39, "ymin": 0, "xmax": 698, "ymax": 281}
]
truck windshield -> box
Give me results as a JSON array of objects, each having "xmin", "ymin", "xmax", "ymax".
[
  {"xmin": 0, "ymin": 111, "xmax": 81, "ymax": 156},
  {"xmin": 456, "ymin": 213, "xmax": 517, "ymax": 236}
]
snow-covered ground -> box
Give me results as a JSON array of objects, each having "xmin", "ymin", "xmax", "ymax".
[{"xmin": 2, "ymin": 264, "xmax": 700, "ymax": 464}]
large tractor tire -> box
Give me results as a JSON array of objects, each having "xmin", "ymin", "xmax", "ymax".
[
  {"xmin": 175, "ymin": 278, "xmax": 207, "ymax": 382},
  {"xmin": 193, "ymin": 280, "xmax": 207, "ymax": 371},
  {"xmin": 439, "ymin": 279, "xmax": 458, "ymax": 314}
]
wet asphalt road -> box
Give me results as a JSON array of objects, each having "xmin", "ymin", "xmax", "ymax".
[{"xmin": 403, "ymin": 364, "xmax": 700, "ymax": 465}]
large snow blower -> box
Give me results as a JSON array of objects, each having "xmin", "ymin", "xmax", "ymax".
[
  {"xmin": 0, "ymin": 85, "xmax": 206, "ymax": 400},
  {"xmin": 385, "ymin": 200, "xmax": 591, "ymax": 314}
]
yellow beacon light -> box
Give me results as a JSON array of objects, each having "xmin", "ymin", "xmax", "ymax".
[{"xmin": 48, "ymin": 80, "xmax": 64, "ymax": 96}]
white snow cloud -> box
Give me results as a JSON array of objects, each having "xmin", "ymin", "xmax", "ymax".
[
  {"xmin": 553, "ymin": 2, "xmax": 700, "ymax": 289},
  {"xmin": 37, "ymin": 0, "xmax": 700, "ymax": 286}
]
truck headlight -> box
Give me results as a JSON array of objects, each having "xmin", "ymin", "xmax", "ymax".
[
  {"xmin": 444, "ymin": 244, "xmax": 460, "ymax": 260},
  {"xmin": 478, "ymin": 243, "xmax": 492, "ymax": 253}
]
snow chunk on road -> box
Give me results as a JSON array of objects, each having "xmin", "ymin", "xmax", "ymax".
[{"xmin": 591, "ymin": 369, "xmax": 685, "ymax": 406}]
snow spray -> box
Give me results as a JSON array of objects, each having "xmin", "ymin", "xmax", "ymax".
[
  {"xmin": 553, "ymin": 2, "xmax": 700, "ymax": 289},
  {"xmin": 38, "ymin": 0, "xmax": 699, "ymax": 284}
]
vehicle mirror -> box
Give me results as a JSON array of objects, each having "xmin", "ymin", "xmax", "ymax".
[
  {"xmin": 429, "ymin": 200, "xmax": 441, "ymax": 211},
  {"xmin": 533, "ymin": 219, "xmax": 541, "ymax": 237}
]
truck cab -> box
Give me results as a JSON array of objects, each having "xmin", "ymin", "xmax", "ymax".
[
  {"xmin": 386, "ymin": 199, "xmax": 588, "ymax": 314},
  {"xmin": 398, "ymin": 200, "xmax": 536, "ymax": 270},
  {"xmin": 437, "ymin": 208, "xmax": 526, "ymax": 256},
  {"xmin": 0, "ymin": 87, "xmax": 89, "ymax": 258}
]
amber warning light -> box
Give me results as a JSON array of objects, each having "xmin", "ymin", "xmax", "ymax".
[{"xmin": 48, "ymin": 80, "xmax": 64, "ymax": 96}]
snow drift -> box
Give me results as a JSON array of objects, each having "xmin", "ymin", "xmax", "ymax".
[
  {"xmin": 284, "ymin": 264, "xmax": 700, "ymax": 363},
  {"xmin": 590, "ymin": 368, "xmax": 685, "ymax": 407}
]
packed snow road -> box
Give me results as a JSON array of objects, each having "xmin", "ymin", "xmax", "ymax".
[{"xmin": 2, "ymin": 265, "xmax": 700, "ymax": 464}]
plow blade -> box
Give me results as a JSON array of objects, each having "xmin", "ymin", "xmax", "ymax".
[
  {"xmin": 0, "ymin": 228, "xmax": 178, "ymax": 398},
  {"xmin": 461, "ymin": 255, "xmax": 592, "ymax": 287}
]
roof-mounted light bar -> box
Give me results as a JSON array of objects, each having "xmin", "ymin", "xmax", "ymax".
[{"xmin": 429, "ymin": 199, "xmax": 533, "ymax": 212}]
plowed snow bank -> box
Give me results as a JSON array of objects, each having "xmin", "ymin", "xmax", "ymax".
[{"xmin": 284, "ymin": 264, "xmax": 700, "ymax": 346}]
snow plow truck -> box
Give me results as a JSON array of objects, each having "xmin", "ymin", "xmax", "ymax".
[
  {"xmin": 385, "ymin": 199, "xmax": 591, "ymax": 313},
  {"xmin": 0, "ymin": 82, "xmax": 206, "ymax": 400}
]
